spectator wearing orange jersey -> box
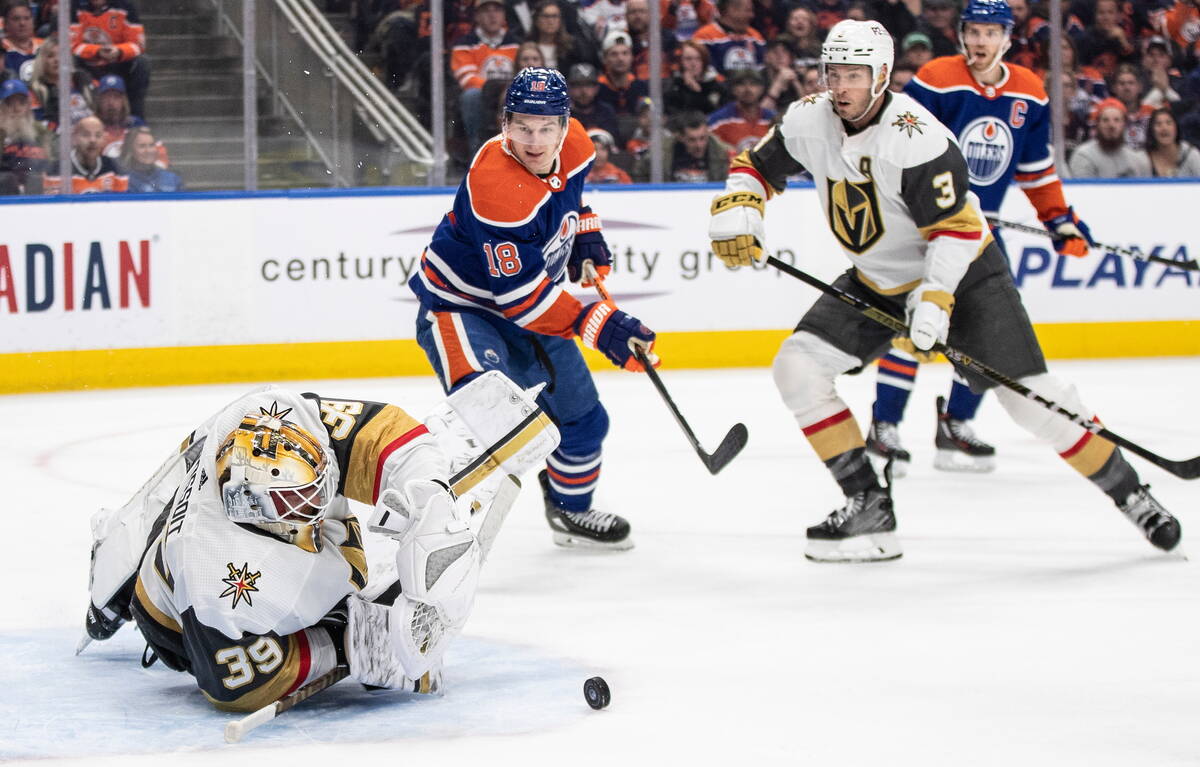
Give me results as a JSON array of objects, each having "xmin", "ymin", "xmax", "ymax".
[
  {"xmin": 1157, "ymin": 0, "xmax": 1200, "ymax": 59},
  {"xmin": 2, "ymin": 2, "xmax": 44, "ymax": 81},
  {"xmin": 43, "ymin": 115, "xmax": 129, "ymax": 194},
  {"xmin": 451, "ymin": 0, "xmax": 519, "ymax": 153},
  {"xmin": 71, "ymin": 0, "xmax": 150, "ymax": 119},
  {"xmin": 705, "ymin": 68, "xmax": 773, "ymax": 154},
  {"xmin": 586, "ymin": 128, "xmax": 632, "ymax": 183}
]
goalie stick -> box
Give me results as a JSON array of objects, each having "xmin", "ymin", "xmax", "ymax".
[
  {"xmin": 765, "ymin": 255, "xmax": 1200, "ymax": 480},
  {"xmin": 223, "ymin": 475, "xmax": 522, "ymax": 744},
  {"xmin": 987, "ymin": 217, "xmax": 1200, "ymax": 271},
  {"xmin": 583, "ymin": 264, "xmax": 748, "ymax": 474}
]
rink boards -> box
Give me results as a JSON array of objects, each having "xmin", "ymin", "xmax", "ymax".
[{"xmin": 1, "ymin": 180, "xmax": 1197, "ymax": 392}]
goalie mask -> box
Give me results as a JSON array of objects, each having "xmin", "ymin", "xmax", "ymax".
[{"xmin": 215, "ymin": 412, "xmax": 333, "ymax": 541}]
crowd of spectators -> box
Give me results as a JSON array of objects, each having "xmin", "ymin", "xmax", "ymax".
[
  {"xmin": 353, "ymin": 0, "xmax": 1200, "ymax": 181},
  {"xmin": 0, "ymin": 0, "xmax": 182, "ymax": 195}
]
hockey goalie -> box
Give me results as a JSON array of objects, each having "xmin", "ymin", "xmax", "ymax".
[{"xmin": 80, "ymin": 372, "xmax": 558, "ymax": 712}]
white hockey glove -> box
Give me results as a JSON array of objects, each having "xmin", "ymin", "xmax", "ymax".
[
  {"xmin": 709, "ymin": 190, "xmax": 765, "ymax": 267},
  {"xmin": 895, "ymin": 283, "xmax": 953, "ymax": 362}
]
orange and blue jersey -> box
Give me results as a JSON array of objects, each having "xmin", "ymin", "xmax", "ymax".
[
  {"xmin": 71, "ymin": 1, "xmax": 145, "ymax": 64},
  {"xmin": 409, "ymin": 118, "xmax": 597, "ymax": 340},
  {"xmin": 706, "ymin": 103, "xmax": 775, "ymax": 154},
  {"xmin": 905, "ymin": 55, "xmax": 1068, "ymax": 222},
  {"xmin": 692, "ymin": 21, "xmax": 765, "ymax": 74},
  {"xmin": 449, "ymin": 28, "xmax": 520, "ymax": 91},
  {"xmin": 2, "ymin": 37, "xmax": 44, "ymax": 80}
]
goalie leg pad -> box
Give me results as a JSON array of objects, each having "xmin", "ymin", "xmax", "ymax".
[{"xmin": 424, "ymin": 370, "xmax": 560, "ymax": 500}]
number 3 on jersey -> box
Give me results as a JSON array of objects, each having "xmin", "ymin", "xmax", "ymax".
[
  {"xmin": 484, "ymin": 242, "xmax": 522, "ymax": 277},
  {"xmin": 932, "ymin": 171, "xmax": 956, "ymax": 209}
]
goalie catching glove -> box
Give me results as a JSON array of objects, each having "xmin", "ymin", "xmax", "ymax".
[
  {"xmin": 576, "ymin": 300, "xmax": 659, "ymax": 372},
  {"xmin": 892, "ymin": 282, "xmax": 953, "ymax": 363},
  {"xmin": 709, "ymin": 190, "xmax": 765, "ymax": 267}
]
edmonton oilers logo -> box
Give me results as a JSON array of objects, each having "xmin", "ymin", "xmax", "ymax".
[{"xmin": 958, "ymin": 116, "xmax": 1013, "ymax": 186}]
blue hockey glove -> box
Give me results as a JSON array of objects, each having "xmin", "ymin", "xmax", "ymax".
[
  {"xmin": 575, "ymin": 301, "xmax": 658, "ymax": 372},
  {"xmin": 567, "ymin": 208, "xmax": 612, "ymax": 286}
]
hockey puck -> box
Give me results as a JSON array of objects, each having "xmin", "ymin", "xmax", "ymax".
[{"xmin": 583, "ymin": 676, "xmax": 610, "ymax": 710}]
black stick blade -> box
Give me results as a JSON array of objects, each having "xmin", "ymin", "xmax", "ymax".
[
  {"xmin": 703, "ymin": 422, "xmax": 749, "ymax": 475},
  {"xmin": 1163, "ymin": 455, "xmax": 1200, "ymax": 480}
]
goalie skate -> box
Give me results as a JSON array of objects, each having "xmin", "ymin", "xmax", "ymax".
[
  {"xmin": 538, "ymin": 471, "xmax": 633, "ymax": 550},
  {"xmin": 865, "ymin": 419, "xmax": 910, "ymax": 479},
  {"xmin": 933, "ymin": 396, "xmax": 996, "ymax": 472},
  {"xmin": 805, "ymin": 485, "xmax": 902, "ymax": 563}
]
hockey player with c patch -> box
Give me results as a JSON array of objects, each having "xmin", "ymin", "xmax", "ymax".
[
  {"xmin": 707, "ymin": 19, "xmax": 1180, "ymax": 563},
  {"xmin": 81, "ymin": 375, "xmax": 557, "ymax": 711}
]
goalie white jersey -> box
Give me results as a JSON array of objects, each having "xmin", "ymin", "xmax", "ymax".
[{"xmin": 731, "ymin": 90, "xmax": 993, "ymax": 295}]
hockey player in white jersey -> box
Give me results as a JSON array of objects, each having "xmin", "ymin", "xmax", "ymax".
[
  {"xmin": 81, "ymin": 373, "xmax": 557, "ymax": 711},
  {"xmin": 708, "ymin": 19, "xmax": 1180, "ymax": 562}
]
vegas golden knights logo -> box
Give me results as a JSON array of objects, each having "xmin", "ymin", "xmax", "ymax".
[{"xmin": 826, "ymin": 176, "xmax": 884, "ymax": 254}]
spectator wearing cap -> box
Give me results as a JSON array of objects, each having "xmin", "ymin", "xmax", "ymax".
[
  {"xmin": 760, "ymin": 37, "xmax": 803, "ymax": 114},
  {"xmin": 662, "ymin": 0, "xmax": 716, "ymax": 43},
  {"xmin": 899, "ymin": 32, "xmax": 933, "ymax": 70},
  {"xmin": 706, "ymin": 68, "xmax": 773, "ymax": 153},
  {"xmin": 625, "ymin": 0, "xmax": 675, "ymax": 80},
  {"xmin": 0, "ymin": 78, "xmax": 51, "ymax": 194},
  {"xmin": 624, "ymin": 95, "xmax": 657, "ymax": 154},
  {"xmin": 93, "ymin": 75, "xmax": 144, "ymax": 155},
  {"xmin": 586, "ymin": 128, "xmax": 632, "ymax": 183},
  {"xmin": 121, "ymin": 126, "xmax": 184, "ymax": 192},
  {"xmin": 70, "ymin": 0, "xmax": 150, "ymax": 119},
  {"xmin": 692, "ymin": 0, "xmax": 765, "ymax": 75},
  {"xmin": 43, "ymin": 114, "xmax": 129, "ymax": 194},
  {"xmin": 914, "ymin": 0, "xmax": 960, "ymax": 59},
  {"xmin": 596, "ymin": 29, "xmax": 649, "ymax": 142},
  {"xmin": 1140, "ymin": 36, "xmax": 1183, "ymax": 111},
  {"xmin": 1079, "ymin": 0, "xmax": 1136, "ymax": 80},
  {"xmin": 2, "ymin": 2, "xmax": 44, "ymax": 81},
  {"xmin": 567, "ymin": 62, "xmax": 621, "ymax": 140},
  {"xmin": 28, "ymin": 37, "xmax": 94, "ymax": 133},
  {"xmin": 665, "ymin": 40, "xmax": 724, "ymax": 117},
  {"xmin": 1068, "ymin": 98, "xmax": 1150, "ymax": 178},
  {"xmin": 451, "ymin": 0, "xmax": 520, "ymax": 153},
  {"xmin": 634, "ymin": 109, "xmax": 731, "ymax": 182},
  {"xmin": 1109, "ymin": 63, "xmax": 1155, "ymax": 150}
]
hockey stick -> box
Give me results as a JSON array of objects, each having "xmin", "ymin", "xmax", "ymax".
[
  {"xmin": 223, "ymin": 475, "xmax": 522, "ymax": 744},
  {"xmin": 764, "ymin": 255, "xmax": 1200, "ymax": 480},
  {"xmin": 224, "ymin": 667, "xmax": 349, "ymax": 743},
  {"xmin": 987, "ymin": 216, "xmax": 1200, "ymax": 271},
  {"xmin": 583, "ymin": 265, "xmax": 748, "ymax": 474}
]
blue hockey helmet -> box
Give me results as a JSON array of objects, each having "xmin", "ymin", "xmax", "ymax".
[
  {"xmin": 960, "ymin": 0, "xmax": 1014, "ymax": 30},
  {"xmin": 504, "ymin": 67, "xmax": 571, "ymax": 117}
]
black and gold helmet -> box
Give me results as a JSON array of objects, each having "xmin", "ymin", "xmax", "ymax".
[{"xmin": 215, "ymin": 411, "xmax": 332, "ymax": 532}]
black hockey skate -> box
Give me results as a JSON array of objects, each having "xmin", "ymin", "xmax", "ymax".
[
  {"xmin": 805, "ymin": 477, "xmax": 902, "ymax": 563},
  {"xmin": 866, "ymin": 419, "xmax": 911, "ymax": 478},
  {"xmin": 538, "ymin": 470, "xmax": 633, "ymax": 550},
  {"xmin": 933, "ymin": 395, "xmax": 996, "ymax": 473},
  {"xmin": 1119, "ymin": 484, "xmax": 1181, "ymax": 552}
]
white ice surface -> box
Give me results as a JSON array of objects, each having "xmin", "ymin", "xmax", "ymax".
[{"xmin": 1, "ymin": 360, "xmax": 1197, "ymax": 766}]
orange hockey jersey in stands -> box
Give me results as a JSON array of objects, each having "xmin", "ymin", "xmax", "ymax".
[
  {"xmin": 43, "ymin": 155, "xmax": 129, "ymax": 194},
  {"xmin": 1156, "ymin": 0, "xmax": 1200, "ymax": 58},
  {"xmin": 450, "ymin": 28, "xmax": 519, "ymax": 91},
  {"xmin": 71, "ymin": 2, "xmax": 145, "ymax": 64}
]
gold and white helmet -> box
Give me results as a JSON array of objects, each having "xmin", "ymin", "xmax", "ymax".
[{"xmin": 215, "ymin": 410, "xmax": 333, "ymax": 541}]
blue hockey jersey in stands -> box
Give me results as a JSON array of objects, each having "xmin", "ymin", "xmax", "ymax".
[
  {"xmin": 409, "ymin": 117, "xmax": 596, "ymax": 338},
  {"xmin": 904, "ymin": 55, "xmax": 1070, "ymax": 221}
]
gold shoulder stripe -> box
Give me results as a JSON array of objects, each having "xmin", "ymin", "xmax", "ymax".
[
  {"xmin": 134, "ymin": 575, "xmax": 182, "ymax": 634},
  {"xmin": 343, "ymin": 404, "xmax": 424, "ymax": 505},
  {"xmin": 917, "ymin": 204, "xmax": 986, "ymax": 241}
]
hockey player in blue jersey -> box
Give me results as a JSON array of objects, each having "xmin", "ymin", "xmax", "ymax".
[
  {"xmin": 408, "ymin": 67, "xmax": 657, "ymax": 550},
  {"xmin": 865, "ymin": 0, "xmax": 1096, "ymax": 477}
]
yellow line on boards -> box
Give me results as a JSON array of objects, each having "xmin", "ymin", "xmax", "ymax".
[{"xmin": 2, "ymin": 321, "xmax": 1196, "ymax": 394}]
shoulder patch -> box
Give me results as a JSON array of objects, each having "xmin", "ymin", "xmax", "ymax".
[
  {"xmin": 891, "ymin": 111, "xmax": 927, "ymax": 137},
  {"xmin": 466, "ymin": 139, "xmax": 552, "ymax": 227}
]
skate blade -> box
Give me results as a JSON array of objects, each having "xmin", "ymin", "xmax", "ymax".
[
  {"xmin": 868, "ymin": 452, "xmax": 909, "ymax": 479},
  {"xmin": 552, "ymin": 531, "xmax": 635, "ymax": 551},
  {"xmin": 805, "ymin": 532, "xmax": 902, "ymax": 563},
  {"xmin": 933, "ymin": 449, "xmax": 995, "ymax": 473}
]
